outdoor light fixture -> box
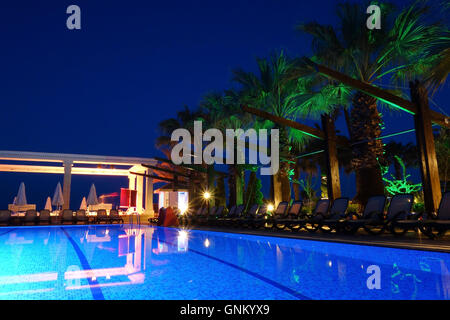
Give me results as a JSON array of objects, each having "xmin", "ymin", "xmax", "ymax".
[
  {"xmin": 267, "ymin": 204, "xmax": 274, "ymax": 212},
  {"xmin": 203, "ymin": 191, "xmax": 211, "ymax": 200},
  {"xmin": 204, "ymin": 238, "xmax": 210, "ymax": 248},
  {"xmin": 179, "ymin": 204, "xmax": 188, "ymax": 215}
]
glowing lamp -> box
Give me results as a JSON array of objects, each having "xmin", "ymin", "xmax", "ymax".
[
  {"xmin": 267, "ymin": 204, "xmax": 274, "ymax": 212},
  {"xmin": 203, "ymin": 191, "xmax": 211, "ymax": 200},
  {"xmin": 179, "ymin": 204, "xmax": 188, "ymax": 215}
]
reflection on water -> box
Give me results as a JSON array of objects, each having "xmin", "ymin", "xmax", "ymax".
[
  {"xmin": 177, "ymin": 230, "xmax": 189, "ymax": 252},
  {"xmin": 0, "ymin": 225, "xmax": 448, "ymax": 299}
]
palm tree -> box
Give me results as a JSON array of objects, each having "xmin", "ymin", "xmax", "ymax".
[
  {"xmin": 155, "ymin": 105, "xmax": 205, "ymax": 159},
  {"xmin": 434, "ymin": 128, "xmax": 450, "ymax": 191},
  {"xmin": 156, "ymin": 106, "xmax": 207, "ymax": 207},
  {"xmin": 423, "ymin": 8, "xmax": 450, "ymax": 94},
  {"xmin": 384, "ymin": 142, "xmax": 418, "ymax": 180},
  {"xmin": 200, "ymin": 90, "xmax": 253, "ymax": 206},
  {"xmin": 296, "ymin": 0, "xmax": 445, "ymax": 204},
  {"xmin": 233, "ymin": 51, "xmax": 311, "ymax": 204}
]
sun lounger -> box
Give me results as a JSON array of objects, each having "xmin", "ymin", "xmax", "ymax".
[
  {"xmin": 237, "ymin": 204, "xmax": 270, "ymax": 229},
  {"xmin": 49, "ymin": 210, "xmax": 61, "ymax": 224},
  {"xmin": 272, "ymin": 201, "xmax": 303, "ymax": 230},
  {"xmin": 318, "ymin": 198, "xmax": 349, "ymax": 233},
  {"xmin": 215, "ymin": 205, "xmax": 235, "ymax": 226},
  {"xmin": 75, "ymin": 209, "xmax": 89, "ymax": 224},
  {"xmin": 206, "ymin": 206, "xmax": 224, "ymax": 225},
  {"xmin": 96, "ymin": 209, "xmax": 109, "ymax": 224},
  {"xmin": 217, "ymin": 205, "xmax": 244, "ymax": 227},
  {"xmin": 39, "ymin": 209, "xmax": 51, "ymax": 225},
  {"xmin": 185, "ymin": 207, "xmax": 205, "ymax": 225},
  {"xmin": 227, "ymin": 204, "xmax": 246, "ymax": 227},
  {"xmin": 417, "ymin": 191, "xmax": 450, "ymax": 239},
  {"xmin": 301, "ymin": 199, "xmax": 331, "ymax": 232},
  {"xmin": 235, "ymin": 204, "xmax": 259, "ymax": 228},
  {"xmin": 345, "ymin": 194, "xmax": 412, "ymax": 235},
  {"xmin": 0, "ymin": 210, "xmax": 11, "ymax": 226},
  {"xmin": 249, "ymin": 204, "xmax": 269, "ymax": 228},
  {"xmin": 343, "ymin": 195, "xmax": 386, "ymax": 234},
  {"xmin": 207, "ymin": 205, "xmax": 227, "ymax": 226},
  {"xmin": 197, "ymin": 206, "xmax": 217, "ymax": 225},
  {"xmin": 109, "ymin": 209, "xmax": 124, "ymax": 224},
  {"xmin": 262, "ymin": 201, "xmax": 289, "ymax": 229},
  {"xmin": 23, "ymin": 209, "xmax": 38, "ymax": 225},
  {"xmin": 61, "ymin": 209, "xmax": 75, "ymax": 224}
]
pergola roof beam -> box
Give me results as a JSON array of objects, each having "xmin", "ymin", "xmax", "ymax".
[
  {"xmin": 141, "ymin": 164, "xmax": 191, "ymax": 178},
  {"xmin": 0, "ymin": 150, "xmax": 157, "ymax": 166},
  {"xmin": 242, "ymin": 105, "xmax": 325, "ymax": 140},
  {"xmin": 0, "ymin": 164, "xmax": 130, "ymax": 176},
  {"xmin": 312, "ymin": 62, "xmax": 450, "ymax": 129},
  {"xmin": 130, "ymin": 171, "xmax": 177, "ymax": 182},
  {"xmin": 243, "ymin": 105, "xmax": 349, "ymax": 147}
]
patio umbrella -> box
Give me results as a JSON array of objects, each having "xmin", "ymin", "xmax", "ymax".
[
  {"xmin": 44, "ymin": 197, "xmax": 52, "ymax": 211},
  {"xmin": 16, "ymin": 182, "xmax": 27, "ymax": 206},
  {"xmin": 52, "ymin": 182, "xmax": 64, "ymax": 209},
  {"xmin": 80, "ymin": 197, "xmax": 87, "ymax": 210},
  {"xmin": 86, "ymin": 184, "xmax": 99, "ymax": 206}
]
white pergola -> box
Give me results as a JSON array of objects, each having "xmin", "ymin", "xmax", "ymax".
[{"xmin": 0, "ymin": 150, "xmax": 158, "ymax": 214}]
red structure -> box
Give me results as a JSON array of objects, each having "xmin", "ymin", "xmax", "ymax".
[{"xmin": 120, "ymin": 188, "xmax": 137, "ymax": 208}]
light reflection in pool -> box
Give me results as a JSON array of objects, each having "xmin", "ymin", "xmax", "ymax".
[{"xmin": 0, "ymin": 225, "xmax": 448, "ymax": 300}]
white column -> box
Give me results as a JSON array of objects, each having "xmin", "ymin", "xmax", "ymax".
[
  {"xmin": 63, "ymin": 160, "xmax": 73, "ymax": 210},
  {"xmin": 136, "ymin": 175, "xmax": 144, "ymax": 213},
  {"xmin": 128, "ymin": 175, "xmax": 136, "ymax": 190},
  {"xmin": 145, "ymin": 169, "xmax": 154, "ymax": 216}
]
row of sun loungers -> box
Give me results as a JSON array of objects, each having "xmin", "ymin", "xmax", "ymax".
[
  {"xmin": 0, "ymin": 209, "xmax": 124, "ymax": 226},
  {"xmin": 180, "ymin": 192, "xmax": 450, "ymax": 239}
]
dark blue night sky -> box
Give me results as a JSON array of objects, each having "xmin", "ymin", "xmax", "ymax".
[{"xmin": 0, "ymin": 0, "xmax": 448, "ymax": 209}]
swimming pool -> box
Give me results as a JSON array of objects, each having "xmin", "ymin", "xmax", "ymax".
[{"xmin": 0, "ymin": 224, "xmax": 448, "ymax": 300}]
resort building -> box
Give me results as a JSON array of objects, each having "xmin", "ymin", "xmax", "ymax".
[{"xmin": 0, "ymin": 150, "xmax": 158, "ymax": 218}]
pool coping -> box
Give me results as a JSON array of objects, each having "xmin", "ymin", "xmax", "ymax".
[{"xmin": 152, "ymin": 224, "xmax": 450, "ymax": 254}]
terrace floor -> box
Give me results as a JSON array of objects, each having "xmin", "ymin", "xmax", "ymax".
[{"xmin": 145, "ymin": 222, "xmax": 450, "ymax": 253}]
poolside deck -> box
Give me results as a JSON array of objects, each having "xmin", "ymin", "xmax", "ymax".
[{"xmin": 145, "ymin": 222, "xmax": 450, "ymax": 253}]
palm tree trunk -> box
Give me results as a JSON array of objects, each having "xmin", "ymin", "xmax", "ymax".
[
  {"xmin": 270, "ymin": 175, "xmax": 274, "ymax": 201},
  {"xmin": 393, "ymin": 159, "xmax": 402, "ymax": 180},
  {"xmin": 273, "ymin": 171, "xmax": 283, "ymax": 206},
  {"xmin": 343, "ymin": 108, "xmax": 353, "ymax": 138},
  {"xmin": 280, "ymin": 170, "xmax": 291, "ymax": 202},
  {"xmin": 235, "ymin": 166, "xmax": 244, "ymax": 205},
  {"xmin": 207, "ymin": 166, "xmax": 215, "ymax": 207},
  {"xmin": 350, "ymin": 92, "xmax": 385, "ymax": 204},
  {"xmin": 278, "ymin": 126, "xmax": 292, "ymax": 203},
  {"xmin": 293, "ymin": 165, "xmax": 300, "ymax": 201},
  {"xmin": 216, "ymin": 175, "xmax": 227, "ymax": 207},
  {"xmin": 244, "ymin": 170, "xmax": 257, "ymax": 211},
  {"xmin": 228, "ymin": 164, "xmax": 237, "ymax": 206}
]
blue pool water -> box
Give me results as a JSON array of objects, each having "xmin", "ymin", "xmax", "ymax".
[{"xmin": 0, "ymin": 224, "xmax": 448, "ymax": 300}]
